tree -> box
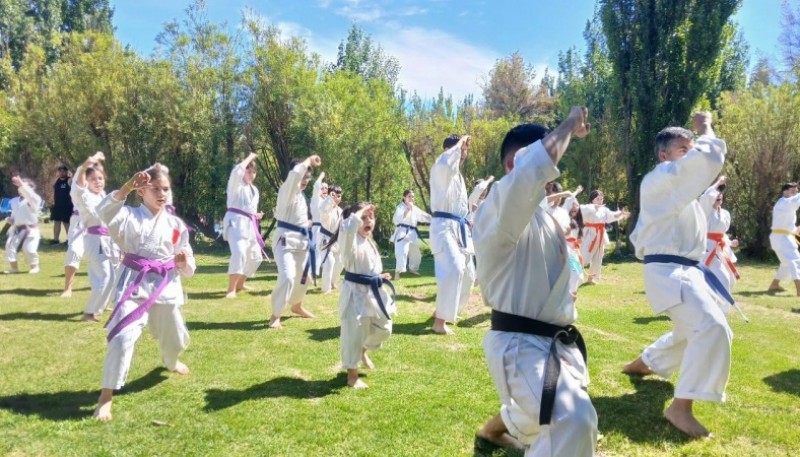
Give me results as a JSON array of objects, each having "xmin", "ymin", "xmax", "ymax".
[
  {"xmin": 330, "ymin": 23, "xmax": 400, "ymax": 87},
  {"xmin": 481, "ymin": 51, "xmax": 556, "ymax": 122},
  {"xmin": 780, "ymin": 0, "xmax": 800, "ymax": 75}
]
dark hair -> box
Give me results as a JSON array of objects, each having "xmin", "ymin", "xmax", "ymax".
[
  {"xmin": 323, "ymin": 201, "xmax": 370, "ymax": 250},
  {"xmin": 245, "ymin": 161, "xmax": 257, "ymax": 171},
  {"xmin": 571, "ymin": 205, "xmax": 584, "ymax": 238},
  {"xmin": 588, "ymin": 190, "xmax": 603, "ymax": 203},
  {"xmin": 146, "ymin": 163, "xmax": 170, "ymax": 182},
  {"xmin": 403, "ymin": 189, "xmax": 414, "ymax": 197},
  {"xmin": 654, "ymin": 127, "xmax": 693, "ymax": 158},
  {"xmin": 57, "ymin": 165, "xmax": 68, "ymax": 171},
  {"xmin": 329, "ymin": 185, "xmax": 342, "ymax": 195},
  {"xmin": 716, "ymin": 183, "xmax": 727, "ymax": 193},
  {"xmin": 442, "ymin": 134, "xmax": 461, "ymax": 150},
  {"xmin": 500, "ymin": 123, "xmax": 550, "ymax": 168},
  {"xmin": 549, "ymin": 182, "xmax": 563, "ymax": 195},
  {"xmin": 85, "ymin": 165, "xmax": 105, "ymax": 179},
  {"xmin": 781, "ymin": 182, "xmax": 798, "ymax": 192}
]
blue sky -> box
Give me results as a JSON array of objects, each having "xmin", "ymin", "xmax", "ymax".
[{"xmin": 113, "ymin": 0, "xmax": 786, "ymax": 100}]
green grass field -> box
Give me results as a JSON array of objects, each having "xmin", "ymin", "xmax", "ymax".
[{"xmin": 1, "ymin": 241, "xmax": 799, "ymax": 456}]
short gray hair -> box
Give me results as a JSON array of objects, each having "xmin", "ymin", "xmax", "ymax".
[{"xmin": 654, "ymin": 127, "xmax": 694, "ymax": 158}]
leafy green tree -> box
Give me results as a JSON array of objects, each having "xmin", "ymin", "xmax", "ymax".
[{"xmin": 330, "ymin": 23, "xmax": 399, "ymax": 87}]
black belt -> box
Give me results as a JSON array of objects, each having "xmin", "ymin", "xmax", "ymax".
[{"xmin": 490, "ymin": 309, "xmax": 587, "ymax": 426}]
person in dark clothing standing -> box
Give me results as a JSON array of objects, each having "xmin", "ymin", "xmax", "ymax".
[{"xmin": 51, "ymin": 165, "xmax": 73, "ymax": 244}]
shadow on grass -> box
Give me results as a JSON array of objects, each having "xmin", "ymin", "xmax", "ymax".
[
  {"xmin": 0, "ymin": 288, "xmax": 64, "ymax": 297},
  {"xmin": 763, "ymin": 369, "xmax": 800, "ymax": 397},
  {"xmin": 459, "ymin": 312, "xmax": 491, "ymax": 328},
  {"xmin": 204, "ymin": 373, "xmax": 347, "ymax": 411},
  {"xmin": 306, "ymin": 325, "xmax": 339, "ymax": 342},
  {"xmin": 632, "ymin": 315, "xmax": 671, "ymax": 325},
  {"xmin": 593, "ymin": 377, "xmax": 689, "ymax": 444},
  {"xmin": 393, "ymin": 320, "xmax": 435, "ymax": 336},
  {"xmin": 187, "ymin": 320, "xmax": 266, "ymax": 331},
  {"xmin": 0, "ymin": 311, "xmax": 82, "ymax": 321},
  {"xmin": 736, "ymin": 290, "xmax": 783, "ymax": 297},
  {"xmin": 0, "ymin": 368, "xmax": 168, "ymax": 421},
  {"xmin": 395, "ymin": 293, "xmax": 436, "ymax": 303}
]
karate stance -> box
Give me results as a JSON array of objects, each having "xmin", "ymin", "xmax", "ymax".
[
  {"xmin": 391, "ymin": 190, "xmax": 431, "ymax": 280},
  {"xmin": 61, "ymin": 206, "xmax": 85, "ymax": 297},
  {"xmin": 624, "ymin": 113, "xmax": 734, "ymax": 438},
  {"xmin": 319, "ymin": 185, "xmax": 344, "ymax": 293},
  {"xmin": 4, "ymin": 177, "xmax": 42, "ymax": 274},
  {"xmin": 579, "ymin": 190, "xmax": 628, "ymax": 284},
  {"xmin": 310, "ymin": 173, "xmax": 329, "ymax": 277},
  {"xmin": 93, "ymin": 164, "xmax": 195, "ymax": 421},
  {"xmin": 700, "ymin": 176, "xmax": 739, "ymax": 293},
  {"xmin": 547, "ymin": 182, "xmax": 585, "ymax": 297},
  {"xmin": 268, "ymin": 156, "xmax": 321, "ymax": 329},
  {"xmin": 430, "ymin": 135, "xmax": 476, "ymax": 335},
  {"xmin": 72, "ymin": 153, "xmax": 119, "ymax": 321},
  {"xmin": 768, "ymin": 182, "xmax": 800, "ymax": 296},
  {"xmin": 223, "ymin": 153, "xmax": 265, "ymax": 298},
  {"xmin": 333, "ymin": 203, "xmax": 395, "ymax": 388},
  {"xmin": 474, "ymin": 108, "xmax": 597, "ymax": 456}
]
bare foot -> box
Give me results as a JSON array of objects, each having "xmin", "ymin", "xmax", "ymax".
[
  {"xmin": 60, "ymin": 290, "xmax": 72, "ymax": 298},
  {"xmin": 475, "ymin": 431, "xmax": 525, "ymax": 451},
  {"xmin": 332, "ymin": 284, "xmax": 337, "ymax": 290},
  {"xmin": 432, "ymin": 319, "xmax": 454, "ymax": 335},
  {"xmin": 664, "ymin": 403, "xmax": 711, "ymax": 438},
  {"xmin": 224, "ymin": 290, "xmax": 237, "ymax": 299},
  {"xmin": 238, "ymin": 283, "xmax": 253, "ymax": 291},
  {"xmin": 394, "ymin": 272, "xmax": 400, "ymax": 280},
  {"xmin": 94, "ymin": 393, "xmax": 113, "ymax": 421},
  {"xmin": 171, "ymin": 361, "xmax": 190, "ymax": 375},
  {"xmin": 268, "ymin": 316, "xmax": 283, "ymax": 329},
  {"xmin": 361, "ymin": 351, "xmax": 375, "ymax": 369},
  {"xmin": 767, "ymin": 286, "xmax": 785, "ymax": 292},
  {"xmin": 81, "ymin": 313, "xmax": 99, "ymax": 322},
  {"xmin": 623, "ymin": 357, "xmax": 654, "ymax": 376},
  {"xmin": 291, "ymin": 303, "xmax": 315, "ymax": 319},
  {"xmin": 347, "ymin": 374, "xmax": 369, "ymax": 389}
]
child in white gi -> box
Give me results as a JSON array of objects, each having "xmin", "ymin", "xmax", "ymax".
[
  {"xmin": 223, "ymin": 153, "xmax": 265, "ymax": 298},
  {"xmin": 268, "ymin": 155, "xmax": 322, "ymax": 329},
  {"xmin": 319, "ymin": 185, "xmax": 344, "ymax": 293},
  {"xmin": 335, "ymin": 203, "xmax": 395, "ymax": 388},
  {"xmin": 547, "ymin": 182, "xmax": 585, "ymax": 297},
  {"xmin": 391, "ymin": 189, "xmax": 431, "ymax": 280},
  {"xmin": 474, "ymin": 109, "xmax": 596, "ymax": 456},
  {"xmin": 700, "ymin": 176, "xmax": 739, "ymax": 293},
  {"xmin": 93, "ymin": 163, "xmax": 195, "ymax": 421},
  {"xmin": 72, "ymin": 153, "xmax": 119, "ymax": 321},
  {"xmin": 4, "ymin": 177, "xmax": 42, "ymax": 274},
  {"xmin": 767, "ymin": 182, "xmax": 800, "ymax": 296},
  {"xmin": 579, "ymin": 189, "xmax": 629, "ymax": 284},
  {"xmin": 310, "ymin": 173, "xmax": 329, "ymax": 277},
  {"xmin": 61, "ymin": 206, "xmax": 85, "ymax": 297}
]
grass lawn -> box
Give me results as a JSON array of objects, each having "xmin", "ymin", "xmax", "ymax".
[{"xmin": 0, "ymin": 240, "xmax": 799, "ymax": 456}]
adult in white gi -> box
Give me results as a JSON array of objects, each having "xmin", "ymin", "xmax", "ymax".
[
  {"xmin": 72, "ymin": 153, "xmax": 119, "ymax": 321},
  {"xmin": 474, "ymin": 108, "xmax": 596, "ymax": 457},
  {"xmin": 93, "ymin": 163, "xmax": 195, "ymax": 421},
  {"xmin": 337, "ymin": 203, "xmax": 395, "ymax": 389},
  {"xmin": 624, "ymin": 113, "xmax": 733, "ymax": 438},
  {"xmin": 61, "ymin": 206, "xmax": 85, "ymax": 297},
  {"xmin": 310, "ymin": 173, "xmax": 329, "ymax": 277},
  {"xmin": 223, "ymin": 153, "xmax": 265, "ymax": 298},
  {"xmin": 4, "ymin": 177, "xmax": 42, "ymax": 274},
  {"xmin": 268, "ymin": 156, "xmax": 322, "ymax": 329},
  {"xmin": 391, "ymin": 189, "xmax": 431, "ymax": 280},
  {"xmin": 430, "ymin": 135, "xmax": 476, "ymax": 335},
  {"xmin": 699, "ymin": 176, "xmax": 739, "ymax": 293},
  {"xmin": 767, "ymin": 182, "xmax": 800, "ymax": 296},
  {"xmin": 319, "ymin": 185, "xmax": 344, "ymax": 293},
  {"xmin": 579, "ymin": 190, "xmax": 628, "ymax": 284}
]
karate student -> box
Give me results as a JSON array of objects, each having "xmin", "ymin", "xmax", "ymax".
[
  {"xmin": 767, "ymin": 182, "xmax": 800, "ymax": 296},
  {"xmin": 430, "ymin": 134, "xmax": 476, "ymax": 335},
  {"xmin": 473, "ymin": 107, "xmax": 596, "ymax": 456},
  {"xmin": 624, "ymin": 112, "xmax": 734, "ymax": 438},
  {"xmin": 319, "ymin": 185, "xmax": 344, "ymax": 293},
  {"xmin": 268, "ymin": 156, "xmax": 322, "ymax": 329},
  {"xmin": 547, "ymin": 182, "xmax": 585, "ymax": 296},
  {"xmin": 223, "ymin": 153, "xmax": 265, "ymax": 298},
  {"xmin": 93, "ymin": 163, "xmax": 195, "ymax": 421},
  {"xmin": 4, "ymin": 177, "xmax": 42, "ymax": 274},
  {"xmin": 579, "ymin": 190, "xmax": 629, "ymax": 284},
  {"xmin": 700, "ymin": 176, "xmax": 739, "ymax": 293},
  {"xmin": 468, "ymin": 177, "xmax": 494, "ymax": 224},
  {"xmin": 391, "ymin": 189, "xmax": 431, "ymax": 280},
  {"xmin": 310, "ymin": 173, "xmax": 329, "ymax": 277},
  {"xmin": 332, "ymin": 203, "xmax": 395, "ymax": 388},
  {"xmin": 72, "ymin": 153, "xmax": 119, "ymax": 321},
  {"xmin": 61, "ymin": 206, "xmax": 85, "ymax": 297}
]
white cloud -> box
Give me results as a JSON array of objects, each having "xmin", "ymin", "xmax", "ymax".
[{"xmin": 378, "ymin": 27, "xmax": 498, "ymax": 100}]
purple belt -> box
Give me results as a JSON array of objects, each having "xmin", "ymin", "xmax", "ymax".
[
  {"xmin": 86, "ymin": 225, "xmax": 109, "ymax": 236},
  {"xmin": 226, "ymin": 207, "xmax": 267, "ymax": 254},
  {"xmin": 105, "ymin": 253, "xmax": 177, "ymax": 341}
]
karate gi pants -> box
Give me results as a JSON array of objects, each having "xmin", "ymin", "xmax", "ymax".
[
  {"xmin": 433, "ymin": 239, "xmax": 475, "ymax": 322},
  {"xmin": 84, "ymin": 235, "xmax": 116, "ymax": 315},
  {"xmin": 394, "ymin": 237, "xmax": 422, "ymax": 273},
  {"xmin": 5, "ymin": 227, "xmax": 40, "ymax": 267},
  {"xmin": 271, "ymin": 242, "xmax": 309, "ymax": 316},
  {"xmin": 769, "ymin": 234, "xmax": 800, "ymax": 281},
  {"xmin": 321, "ymin": 249, "xmax": 343, "ymax": 293},
  {"xmin": 227, "ymin": 234, "xmax": 262, "ymax": 277},
  {"xmin": 340, "ymin": 305, "xmax": 392, "ymax": 370}
]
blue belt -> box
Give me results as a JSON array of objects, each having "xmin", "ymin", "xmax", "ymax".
[
  {"xmin": 395, "ymin": 223, "xmax": 421, "ymax": 243},
  {"xmin": 312, "ymin": 222, "xmax": 322, "ymax": 227},
  {"xmin": 277, "ymin": 220, "xmax": 316, "ymax": 285},
  {"xmin": 432, "ymin": 211, "xmax": 468, "ymax": 248},
  {"xmin": 343, "ymin": 271, "xmax": 395, "ymax": 320},
  {"xmin": 643, "ymin": 254, "xmax": 734, "ymax": 305}
]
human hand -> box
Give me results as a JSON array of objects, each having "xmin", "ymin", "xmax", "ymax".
[
  {"xmin": 175, "ymin": 251, "xmax": 188, "ymax": 269},
  {"xmin": 730, "ymin": 239, "xmax": 739, "ymax": 248},
  {"xmin": 458, "ymin": 135, "xmax": 471, "ymax": 152},
  {"xmin": 381, "ymin": 272, "xmax": 392, "ymax": 281},
  {"xmin": 308, "ymin": 155, "xmax": 322, "ymax": 167},
  {"xmin": 256, "ymin": 211, "xmax": 264, "ymax": 220},
  {"xmin": 568, "ymin": 107, "xmax": 590, "ymax": 138},
  {"xmin": 11, "ymin": 176, "xmax": 22, "ymax": 187}
]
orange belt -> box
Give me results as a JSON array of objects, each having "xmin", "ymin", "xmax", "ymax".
[
  {"xmin": 705, "ymin": 232, "xmax": 740, "ymax": 280},
  {"xmin": 584, "ymin": 223, "xmax": 606, "ymax": 254},
  {"xmin": 566, "ymin": 236, "xmax": 584, "ymax": 265}
]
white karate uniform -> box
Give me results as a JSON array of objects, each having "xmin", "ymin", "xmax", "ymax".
[
  {"xmin": 310, "ymin": 176, "xmax": 326, "ymax": 276},
  {"xmin": 97, "ymin": 195, "xmax": 195, "ymax": 390},
  {"xmin": 579, "ymin": 204, "xmax": 625, "ymax": 278},
  {"xmin": 339, "ymin": 213, "xmax": 394, "ymax": 369},
  {"xmin": 390, "ymin": 202, "xmax": 431, "ymax": 273},
  {"xmin": 429, "ymin": 144, "xmax": 476, "ymax": 322},
  {"xmin": 629, "ymin": 135, "xmax": 733, "ymax": 402},
  {"xmin": 64, "ymin": 211, "xmax": 85, "ymax": 268},
  {"xmin": 467, "ymin": 179, "xmax": 492, "ymax": 224},
  {"xmin": 223, "ymin": 163, "xmax": 263, "ymax": 277},
  {"xmin": 319, "ymin": 196, "xmax": 343, "ymax": 293},
  {"xmin": 271, "ymin": 162, "xmax": 311, "ymax": 316},
  {"xmin": 4, "ymin": 184, "xmax": 42, "ymax": 268},
  {"xmin": 473, "ymin": 141, "xmax": 596, "ymax": 456},
  {"xmin": 699, "ymin": 186, "xmax": 738, "ymax": 292},
  {"xmin": 769, "ymin": 193, "xmax": 800, "ymax": 281},
  {"xmin": 547, "ymin": 204, "xmax": 584, "ymax": 297},
  {"xmin": 71, "ymin": 166, "xmax": 119, "ymax": 316}
]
